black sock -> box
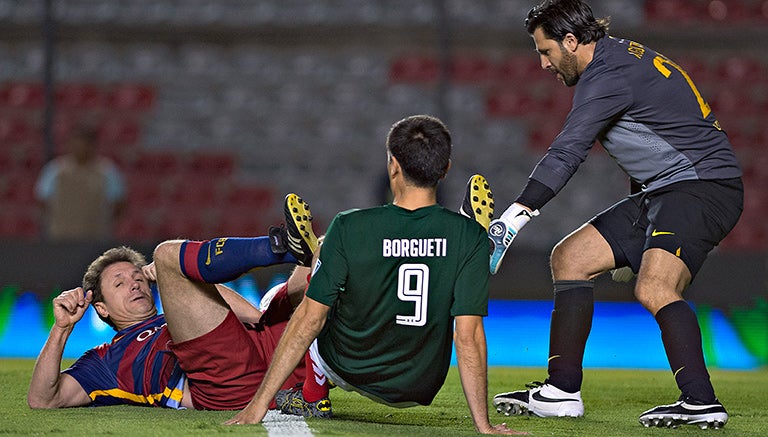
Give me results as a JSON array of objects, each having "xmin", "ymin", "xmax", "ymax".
[
  {"xmin": 547, "ymin": 280, "xmax": 594, "ymax": 393},
  {"xmin": 655, "ymin": 300, "xmax": 716, "ymax": 403}
]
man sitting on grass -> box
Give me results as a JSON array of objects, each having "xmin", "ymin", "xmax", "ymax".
[
  {"xmin": 27, "ymin": 194, "xmax": 318, "ymax": 410},
  {"xmin": 228, "ymin": 115, "xmax": 525, "ymax": 435}
]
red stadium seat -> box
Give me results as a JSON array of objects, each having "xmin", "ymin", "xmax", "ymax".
[
  {"xmin": 705, "ymin": 0, "xmax": 749, "ymax": 22},
  {"xmin": 17, "ymin": 144, "xmax": 45, "ymax": 173},
  {"xmin": 0, "ymin": 82, "xmax": 45, "ymax": 109},
  {"xmin": 759, "ymin": 0, "xmax": 768, "ymax": 22},
  {"xmin": 715, "ymin": 56, "xmax": 764, "ymax": 83},
  {"xmin": 226, "ymin": 185, "xmax": 275, "ymax": 212},
  {"xmin": 0, "ymin": 171, "xmax": 37, "ymax": 207},
  {"xmin": 495, "ymin": 56, "xmax": 548, "ymax": 82},
  {"xmin": 709, "ymin": 89, "xmax": 755, "ymax": 117},
  {"xmin": 450, "ymin": 55, "xmax": 495, "ymax": 83},
  {"xmin": 187, "ymin": 152, "xmax": 235, "ymax": 177},
  {"xmin": 527, "ymin": 117, "xmax": 564, "ymax": 152},
  {"xmin": 126, "ymin": 174, "xmax": 166, "ymax": 208},
  {"xmin": 166, "ymin": 176, "xmax": 222, "ymax": 207},
  {"xmin": 541, "ymin": 87, "xmax": 574, "ymax": 115},
  {"xmin": 485, "ymin": 88, "xmax": 539, "ymax": 118},
  {"xmin": 130, "ymin": 151, "xmax": 183, "ymax": 175},
  {"xmin": 0, "ymin": 115, "xmax": 38, "ymax": 144},
  {"xmin": 115, "ymin": 210, "xmax": 156, "ymax": 242},
  {"xmin": 389, "ymin": 55, "xmax": 439, "ymax": 83},
  {"xmin": 215, "ymin": 211, "xmax": 277, "ymax": 237},
  {"xmin": 155, "ymin": 211, "xmax": 206, "ymax": 240},
  {"xmin": 0, "ymin": 208, "xmax": 40, "ymax": 239},
  {"xmin": 106, "ymin": 84, "xmax": 156, "ymax": 111},
  {"xmin": 55, "ymin": 83, "xmax": 104, "ymax": 109},
  {"xmin": 97, "ymin": 117, "xmax": 141, "ymax": 146}
]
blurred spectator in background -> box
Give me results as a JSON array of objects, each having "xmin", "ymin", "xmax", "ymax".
[{"xmin": 35, "ymin": 126, "xmax": 126, "ymax": 242}]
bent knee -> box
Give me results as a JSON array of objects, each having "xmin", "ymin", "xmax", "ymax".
[
  {"xmin": 153, "ymin": 240, "xmax": 184, "ymax": 269},
  {"xmin": 550, "ymin": 241, "xmax": 587, "ymax": 278}
]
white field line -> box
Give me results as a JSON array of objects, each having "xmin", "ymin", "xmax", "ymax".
[{"xmin": 262, "ymin": 409, "xmax": 315, "ymax": 437}]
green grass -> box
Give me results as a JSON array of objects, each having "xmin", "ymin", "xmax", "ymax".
[{"xmin": 3, "ymin": 359, "xmax": 766, "ymax": 436}]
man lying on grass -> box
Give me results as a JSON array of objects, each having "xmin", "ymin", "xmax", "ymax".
[{"xmin": 27, "ymin": 195, "xmax": 317, "ymax": 410}]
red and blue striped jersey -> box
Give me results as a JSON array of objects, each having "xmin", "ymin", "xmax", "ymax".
[{"xmin": 63, "ymin": 314, "xmax": 186, "ymax": 408}]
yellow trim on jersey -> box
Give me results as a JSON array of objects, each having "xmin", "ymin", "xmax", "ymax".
[
  {"xmin": 164, "ymin": 385, "xmax": 184, "ymax": 402},
  {"xmin": 89, "ymin": 385, "xmax": 183, "ymax": 405}
]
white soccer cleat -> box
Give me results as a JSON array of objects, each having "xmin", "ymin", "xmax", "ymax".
[
  {"xmin": 639, "ymin": 396, "xmax": 728, "ymax": 429},
  {"xmin": 494, "ymin": 382, "xmax": 584, "ymax": 418}
]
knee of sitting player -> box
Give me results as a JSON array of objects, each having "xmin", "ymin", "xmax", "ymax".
[{"xmin": 153, "ymin": 240, "xmax": 184, "ymax": 275}]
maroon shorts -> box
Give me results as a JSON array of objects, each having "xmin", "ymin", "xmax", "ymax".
[{"xmin": 168, "ymin": 284, "xmax": 305, "ymax": 410}]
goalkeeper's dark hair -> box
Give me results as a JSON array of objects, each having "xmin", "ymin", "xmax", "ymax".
[
  {"xmin": 386, "ymin": 114, "xmax": 451, "ymax": 188},
  {"xmin": 82, "ymin": 246, "xmax": 148, "ymax": 330},
  {"xmin": 525, "ymin": 0, "xmax": 609, "ymax": 44}
]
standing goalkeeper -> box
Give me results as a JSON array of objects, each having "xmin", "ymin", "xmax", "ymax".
[{"xmin": 488, "ymin": 0, "xmax": 742, "ymax": 429}]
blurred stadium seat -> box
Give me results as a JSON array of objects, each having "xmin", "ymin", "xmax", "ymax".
[
  {"xmin": 0, "ymin": 82, "xmax": 45, "ymax": 109},
  {"xmin": 715, "ymin": 56, "xmax": 764, "ymax": 83},
  {"xmin": 450, "ymin": 55, "xmax": 496, "ymax": 83},
  {"xmin": 105, "ymin": 84, "xmax": 155, "ymax": 111},
  {"xmin": 0, "ymin": 115, "xmax": 38, "ymax": 144},
  {"xmin": 388, "ymin": 55, "xmax": 439, "ymax": 83},
  {"xmin": 55, "ymin": 83, "xmax": 104, "ymax": 109}
]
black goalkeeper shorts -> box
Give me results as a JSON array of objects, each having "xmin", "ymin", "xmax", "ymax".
[{"xmin": 590, "ymin": 178, "xmax": 743, "ymax": 280}]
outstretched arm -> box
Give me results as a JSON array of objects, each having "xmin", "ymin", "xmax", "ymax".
[
  {"xmin": 28, "ymin": 288, "xmax": 92, "ymax": 409},
  {"xmin": 225, "ymin": 297, "xmax": 329, "ymax": 425},
  {"xmin": 454, "ymin": 315, "xmax": 528, "ymax": 435}
]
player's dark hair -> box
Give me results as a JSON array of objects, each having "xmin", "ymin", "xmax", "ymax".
[
  {"xmin": 525, "ymin": 0, "xmax": 609, "ymax": 44},
  {"xmin": 386, "ymin": 114, "xmax": 451, "ymax": 188},
  {"xmin": 82, "ymin": 246, "xmax": 148, "ymax": 330}
]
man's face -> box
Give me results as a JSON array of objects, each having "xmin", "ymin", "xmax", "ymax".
[
  {"xmin": 532, "ymin": 27, "xmax": 580, "ymax": 87},
  {"xmin": 95, "ymin": 261, "xmax": 157, "ymax": 328}
]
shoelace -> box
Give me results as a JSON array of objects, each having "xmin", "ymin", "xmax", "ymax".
[{"xmin": 524, "ymin": 381, "xmax": 547, "ymax": 390}]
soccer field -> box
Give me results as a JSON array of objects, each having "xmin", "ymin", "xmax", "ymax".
[{"xmin": 3, "ymin": 359, "xmax": 766, "ymax": 436}]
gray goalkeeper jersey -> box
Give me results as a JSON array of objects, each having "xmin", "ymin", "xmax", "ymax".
[{"xmin": 530, "ymin": 36, "xmax": 742, "ymax": 198}]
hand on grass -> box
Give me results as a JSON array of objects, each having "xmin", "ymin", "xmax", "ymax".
[
  {"xmin": 481, "ymin": 422, "xmax": 529, "ymax": 435},
  {"xmin": 223, "ymin": 402, "xmax": 268, "ymax": 425}
]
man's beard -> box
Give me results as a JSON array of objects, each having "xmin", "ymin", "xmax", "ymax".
[{"xmin": 557, "ymin": 47, "xmax": 580, "ymax": 87}]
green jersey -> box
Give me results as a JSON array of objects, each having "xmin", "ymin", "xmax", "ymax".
[{"xmin": 306, "ymin": 203, "xmax": 489, "ymax": 405}]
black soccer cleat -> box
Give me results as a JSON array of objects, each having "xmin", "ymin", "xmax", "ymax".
[
  {"xmin": 267, "ymin": 224, "xmax": 288, "ymax": 255},
  {"xmin": 639, "ymin": 396, "xmax": 728, "ymax": 429},
  {"xmin": 276, "ymin": 386, "xmax": 332, "ymax": 418}
]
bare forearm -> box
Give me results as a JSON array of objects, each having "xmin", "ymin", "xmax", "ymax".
[
  {"xmin": 455, "ymin": 318, "xmax": 494, "ymax": 433},
  {"xmin": 28, "ymin": 326, "xmax": 72, "ymax": 408},
  {"xmin": 457, "ymin": 346, "xmax": 492, "ymax": 432},
  {"xmin": 227, "ymin": 299, "xmax": 328, "ymax": 424},
  {"xmin": 253, "ymin": 305, "xmax": 322, "ymax": 407}
]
